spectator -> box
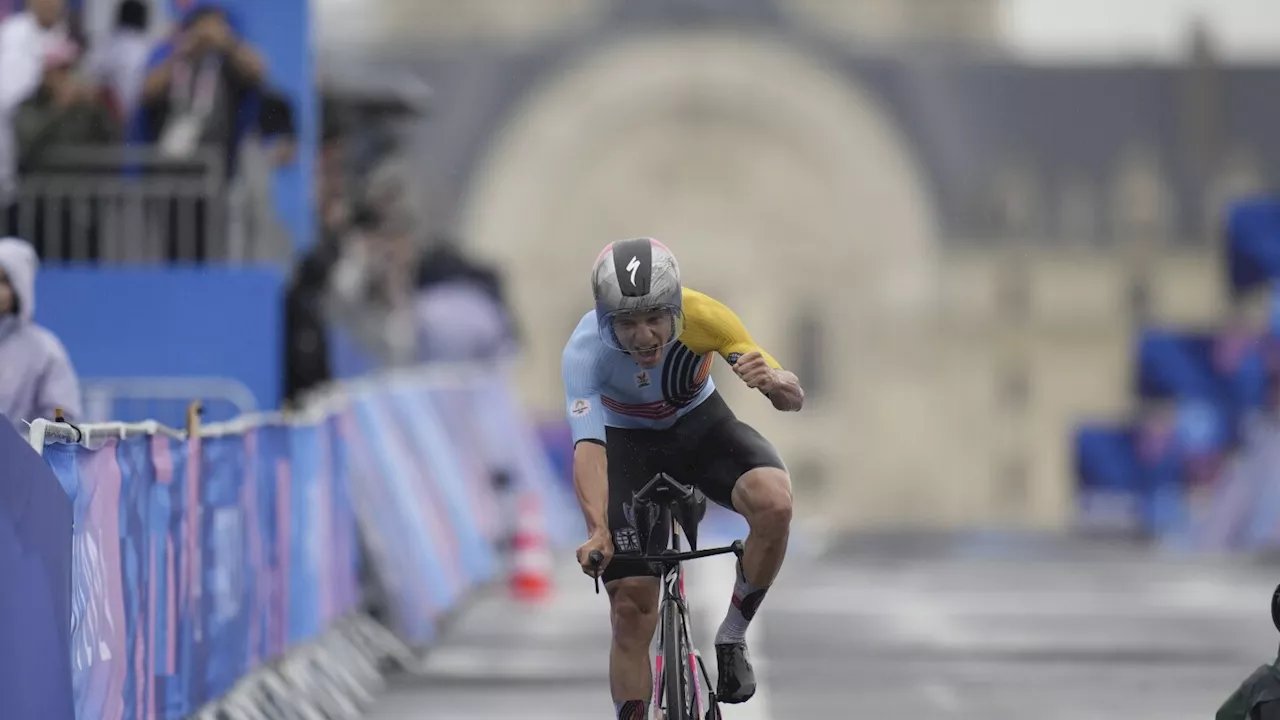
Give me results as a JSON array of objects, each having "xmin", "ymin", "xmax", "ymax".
[
  {"xmin": 138, "ymin": 4, "xmax": 265, "ymax": 173},
  {"xmin": 1214, "ymin": 584, "xmax": 1280, "ymax": 718},
  {"xmin": 13, "ymin": 38, "xmax": 118, "ymax": 174},
  {"xmin": 282, "ymin": 116, "xmax": 346, "ymax": 405},
  {"xmin": 413, "ymin": 234, "xmax": 521, "ymax": 548},
  {"xmin": 0, "ymin": 0, "xmax": 71, "ymax": 229},
  {"xmin": 316, "ymin": 102, "xmax": 351, "ymax": 234},
  {"xmin": 85, "ymin": 0, "xmax": 152, "ymax": 124},
  {"xmin": 413, "ymin": 234, "xmax": 520, "ymax": 363},
  {"xmin": 327, "ymin": 202, "xmax": 418, "ymax": 368},
  {"xmin": 257, "ymin": 87, "xmax": 297, "ymax": 167},
  {"xmin": 137, "ymin": 4, "xmax": 265, "ymax": 261},
  {"xmin": 10, "ymin": 38, "xmax": 116, "ymax": 259},
  {"xmin": 0, "ymin": 236, "xmax": 80, "ymax": 429},
  {"xmin": 227, "ymin": 86, "xmax": 296, "ymax": 261}
]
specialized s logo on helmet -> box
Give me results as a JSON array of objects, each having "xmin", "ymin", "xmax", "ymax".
[{"xmin": 626, "ymin": 256, "xmax": 641, "ymax": 287}]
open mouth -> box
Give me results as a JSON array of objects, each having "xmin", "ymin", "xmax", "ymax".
[{"xmin": 633, "ymin": 346, "xmax": 660, "ymax": 363}]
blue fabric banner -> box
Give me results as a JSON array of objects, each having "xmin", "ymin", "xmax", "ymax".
[
  {"xmin": 0, "ymin": 417, "xmax": 75, "ymax": 720},
  {"xmin": 14, "ymin": 368, "xmax": 569, "ymax": 718}
]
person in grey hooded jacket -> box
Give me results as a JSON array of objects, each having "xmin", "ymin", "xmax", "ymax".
[{"xmin": 0, "ymin": 237, "xmax": 80, "ymax": 428}]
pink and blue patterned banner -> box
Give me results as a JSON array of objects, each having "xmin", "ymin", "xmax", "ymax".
[
  {"xmin": 41, "ymin": 416, "xmax": 359, "ymax": 720},
  {"xmin": 13, "ymin": 371, "xmax": 568, "ymax": 719}
]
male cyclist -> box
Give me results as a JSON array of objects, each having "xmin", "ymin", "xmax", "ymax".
[{"xmin": 562, "ymin": 237, "xmax": 803, "ymax": 719}]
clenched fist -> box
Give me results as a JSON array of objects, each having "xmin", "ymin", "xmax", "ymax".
[{"xmin": 733, "ymin": 351, "xmax": 780, "ymax": 395}]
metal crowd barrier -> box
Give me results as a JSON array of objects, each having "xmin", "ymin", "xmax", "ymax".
[
  {"xmin": 79, "ymin": 376, "xmax": 259, "ymax": 427},
  {"xmin": 10, "ymin": 146, "xmax": 226, "ymax": 263},
  {"xmin": 15, "ymin": 362, "xmax": 578, "ymax": 720}
]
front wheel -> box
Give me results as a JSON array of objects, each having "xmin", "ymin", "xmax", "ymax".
[{"xmin": 662, "ymin": 597, "xmax": 696, "ymax": 720}]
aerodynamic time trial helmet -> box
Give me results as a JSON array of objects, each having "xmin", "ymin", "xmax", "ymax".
[{"xmin": 591, "ymin": 237, "xmax": 685, "ymax": 351}]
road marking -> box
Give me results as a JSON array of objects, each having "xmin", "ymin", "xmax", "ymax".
[
  {"xmin": 762, "ymin": 588, "xmax": 1263, "ymax": 618},
  {"xmin": 417, "ymin": 646, "xmax": 607, "ymax": 680},
  {"xmin": 921, "ymin": 682, "xmax": 962, "ymax": 713},
  {"xmin": 883, "ymin": 594, "xmax": 971, "ymax": 647}
]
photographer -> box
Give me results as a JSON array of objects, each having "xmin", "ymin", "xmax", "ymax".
[
  {"xmin": 1216, "ymin": 585, "xmax": 1280, "ymax": 719},
  {"xmin": 139, "ymin": 4, "xmax": 264, "ymax": 171}
]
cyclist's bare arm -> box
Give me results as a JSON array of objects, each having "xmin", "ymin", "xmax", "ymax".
[
  {"xmin": 573, "ymin": 441, "xmax": 609, "ymax": 537},
  {"xmin": 764, "ymin": 366, "xmax": 804, "ymax": 411},
  {"xmin": 680, "ymin": 289, "xmax": 805, "ymax": 412},
  {"xmin": 562, "ymin": 326, "xmax": 615, "ymax": 571}
]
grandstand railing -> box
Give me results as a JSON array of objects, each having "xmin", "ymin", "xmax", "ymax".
[
  {"xmin": 11, "ymin": 145, "xmax": 227, "ymax": 262},
  {"xmin": 79, "ymin": 376, "xmax": 259, "ymax": 426}
]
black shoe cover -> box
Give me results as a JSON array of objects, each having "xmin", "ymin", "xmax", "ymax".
[{"xmin": 714, "ymin": 642, "xmax": 756, "ymax": 704}]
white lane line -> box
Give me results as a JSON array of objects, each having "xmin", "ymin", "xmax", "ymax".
[
  {"xmin": 921, "ymin": 682, "xmax": 963, "ymax": 713},
  {"xmin": 760, "ymin": 590, "xmax": 1264, "ymax": 618},
  {"xmin": 690, "ymin": 550, "xmax": 773, "ymax": 720},
  {"xmin": 417, "ymin": 646, "xmax": 608, "ymax": 679}
]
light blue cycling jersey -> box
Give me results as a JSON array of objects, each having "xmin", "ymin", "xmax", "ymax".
[{"xmin": 561, "ymin": 288, "xmax": 781, "ymax": 444}]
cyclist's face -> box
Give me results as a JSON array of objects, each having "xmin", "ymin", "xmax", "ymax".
[{"xmin": 612, "ymin": 309, "xmax": 673, "ymax": 368}]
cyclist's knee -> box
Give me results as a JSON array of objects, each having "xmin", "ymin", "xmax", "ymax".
[
  {"xmin": 607, "ymin": 577, "xmax": 659, "ymax": 649},
  {"xmin": 733, "ymin": 467, "xmax": 793, "ymax": 533}
]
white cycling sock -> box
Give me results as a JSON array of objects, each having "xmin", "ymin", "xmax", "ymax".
[{"xmin": 715, "ymin": 560, "xmax": 769, "ymax": 645}]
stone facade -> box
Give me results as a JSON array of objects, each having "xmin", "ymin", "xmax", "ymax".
[{"xmin": 317, "ymin": 1, "xmax": 1279, "ymax": 530}]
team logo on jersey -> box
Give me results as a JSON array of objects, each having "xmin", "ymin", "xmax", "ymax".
[
  {"xmin": 570, "ymin": 398, "xmax": 592, "ymax": 418},
  {"xmin": 635, "ymin": 370, "xmax": 651, "ymax": 388}
]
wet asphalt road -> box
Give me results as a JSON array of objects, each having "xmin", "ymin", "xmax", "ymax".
[{"xmin": 365, "ymin": 525, "xmax": 1280, "ymax": 720}]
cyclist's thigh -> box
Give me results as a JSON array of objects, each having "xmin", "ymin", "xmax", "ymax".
[
  {"xmin": 690, "ymin": 416, "xmax": 786, "ymax": 513},
  {"xmin": 602, "ymin": 427, "xmax": 669, "ymax": 584}
]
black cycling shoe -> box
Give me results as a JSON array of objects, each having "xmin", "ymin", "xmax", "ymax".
[{"xmin": 714, "ymin": 642, "xmax": 756, "ymax": 704}]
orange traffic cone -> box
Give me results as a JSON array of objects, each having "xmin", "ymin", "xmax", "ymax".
[{"xmin": 509, "ymin": 492, "xmax": 553, "ymax": 602}]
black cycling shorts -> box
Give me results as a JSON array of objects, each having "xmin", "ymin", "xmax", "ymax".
[{"xmin": 591, "ymin": 390, "xmax": 786, "ymax": 584}]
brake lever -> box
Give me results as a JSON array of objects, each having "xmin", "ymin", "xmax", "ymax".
[{"xmin": 588, "ymin": 550, "xmax": 604, "ymax": 594}]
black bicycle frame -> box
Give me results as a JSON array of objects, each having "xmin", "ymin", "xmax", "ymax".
[
  {"xmin": 588, "ymin": 472, "xmax": 744, "ymax": 595},
  {"xmin": 588, "ymin": 473, "xmax": 744, "ymax": 719}
]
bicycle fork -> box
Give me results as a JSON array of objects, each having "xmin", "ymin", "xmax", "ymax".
[{"xmin": 653, "ymin": 559, "xmax": 719, "ymax": 719}]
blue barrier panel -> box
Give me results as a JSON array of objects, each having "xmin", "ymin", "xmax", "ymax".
[
  {"xmin": 426, "ymin": 385, "xmax": 503, "ymax": 545},
  {"xmin": 200, "ymin": 434, "xmax": 254, "ymax": 702},
  {"xmin": 149, "ymin": 435, "xmax": 193, "ymax": 719},
  {"xmin": 0, "ymin": 417, "xmax": 74, "ymax": 720},
  {"xmin": 349, "ymin": 395, "xmax": 456, "ymax": 641},
  {"xmin": 1135, "ymin": 330, "xmax": 1219, "ymax": 401},
  {"xmin": 44, "ymin": 440, "xmax": 131, "ymax": 720},
  {"xmin": 284, "ymin": 424, "xmax": 322, "ymax": 647},
  {"xmin": 36, "ymin": 415, "xmax": 359, "ymax": 719},
  {"xmin": 115, "ymin": 435, "xmax": 157, "ymax": 720},
  {"xmin": 251, "ymin": 426, "xmax": 289, "ymax": 663},
  {"xmin": 35, "ymin": 267, "xmax": 285, "ymax": 426},
  {"xmin": 1226, "ymin": 195, "xmax": 1280, "ymax": 296},
  {"xmin": 1073, "ymin": 423, "xmax": 1143, "ymax": 532},
  {"xmin": 471, "ymin": 372, "xmax": 581, "ymax": 549},
  {"xmin": 392, "ymin": 389, "xmax": 496, "ymax": 587},
  {"xmin": 1074, "ymin": 424, "xmax": 1140, "ymax": 493},
  {"xmin": 21, "ymin": 365, "xmax": 571, "ymax": 717},
  {"xmin": 1170, "ymin": 410, "xmax": 1280, "ymax": 553},
  {"xmin": 326, "ymin": 416, "xmax": 361, "ymax": 623}
]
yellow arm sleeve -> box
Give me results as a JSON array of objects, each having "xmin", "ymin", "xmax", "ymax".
[{"xmin": 680, "ymin": 289, "xmax": 783, "ymax": 370}]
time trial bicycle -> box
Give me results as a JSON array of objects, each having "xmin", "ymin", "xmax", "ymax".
[{"xmin": 588, "ymin": 471, "xmax": 745, "ymax": 720}]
